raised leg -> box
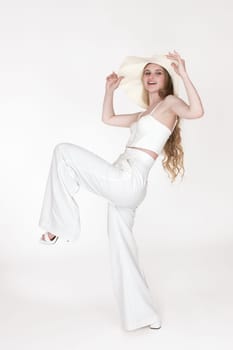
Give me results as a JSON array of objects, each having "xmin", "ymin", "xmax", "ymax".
[{"xmin": 38, "ymin": 142, "xmax": 135, "ymax": 242}]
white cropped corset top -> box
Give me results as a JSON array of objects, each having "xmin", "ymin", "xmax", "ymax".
[{"xmin": 126, "ymin": 102, "xmax": 177, "ymax": 155}]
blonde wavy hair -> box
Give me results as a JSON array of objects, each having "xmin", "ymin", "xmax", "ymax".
[{"xmin": 141, "ymin": 64, "xmax": 185, "ymax": 183}]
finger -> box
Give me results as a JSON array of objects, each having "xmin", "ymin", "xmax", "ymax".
[
  {"xmin": 167, "ymin": 53, "xmax": 177, "ymax": 58},
  {"xmin": 168, "ymin": 50, "xmax": 180, "ymax": 56},
  {"xmin": 167, "ymin": 56, "xmax": 179, "ymax": 61},
  {"xmin": 167, "ymin": 54, "xmax": 180, "ymax": 62},
  {"xmin": 167, "ymin": 53, "xmax": 178, "ymax": 58}
]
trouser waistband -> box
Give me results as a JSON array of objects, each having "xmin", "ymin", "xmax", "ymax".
[
  {"xmin": 122, "ymin": 148, "xmax": 155, "ymax": 167},
  {"xmin": 113, "ymin": 148, "xmax": 155, "ymax": 179}
]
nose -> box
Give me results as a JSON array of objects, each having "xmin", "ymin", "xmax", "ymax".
[{"xmin": 148, "ymin": 73, "xmax": 156, "ymax": 80}]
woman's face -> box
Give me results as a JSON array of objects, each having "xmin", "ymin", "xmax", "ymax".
[{"xmin": 142, "ymin": 63, "xmax": 166, "ymax": 92}]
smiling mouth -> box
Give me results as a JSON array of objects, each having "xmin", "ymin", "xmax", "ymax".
[{"xmin": 148, "ymin": 82, "xmax": 157, "ymax": 85}]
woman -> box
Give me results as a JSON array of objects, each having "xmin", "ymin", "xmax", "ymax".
[{"xmin": 38, "ymin": 50, "xmax": 204, "ymax": 331}]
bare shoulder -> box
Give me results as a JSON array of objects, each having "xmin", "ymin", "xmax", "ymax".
[
  {"xmin": 164, "ymin": 94, "xmax": 204, "ymax": 119},
  {"xmin": 164, "ymin": 94, "xmax": 182, "ymax": 106},
  {"xmin": 164, "ymin": 94, "xmax": 188, "ymax": 116},
  {"xmin": 158, "ymin": 95, "xmax": 182, "ymax": 115}
]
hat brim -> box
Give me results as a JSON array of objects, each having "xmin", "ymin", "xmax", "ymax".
[{"xmin": 117, "ymin": 54, "xmax": 180, "ymax": 108}]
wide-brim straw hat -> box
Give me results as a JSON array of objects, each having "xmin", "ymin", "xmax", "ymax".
[{"xmin": 117, "ymin": 54, "xmax": 180, "ymax": 108}]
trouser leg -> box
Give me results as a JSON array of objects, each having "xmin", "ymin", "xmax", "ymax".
[
  {"xmin": 38, "ymin": 142, "xmax": 140, "ymax": 241},
  {"xmin": 38, "ymin": 143, "xmax": 81, "ymax": 241},
  {"xmin": 107, "ymin": 202, "xmax": 161, "ymax": 331}
]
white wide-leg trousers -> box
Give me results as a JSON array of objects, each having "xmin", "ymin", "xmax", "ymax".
[{"xmin": 38, "ymin": 142, "xmax": 161, "ymax": 331}]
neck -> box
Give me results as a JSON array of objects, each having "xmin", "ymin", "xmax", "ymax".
[{"xmin": 148, "ymin": 93, "xmax": 163, "ymax": 107}]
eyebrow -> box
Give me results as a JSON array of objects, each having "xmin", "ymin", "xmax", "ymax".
[{"xmin": 144, "ymin": 68, "xmax": 163, "ymax": 72}]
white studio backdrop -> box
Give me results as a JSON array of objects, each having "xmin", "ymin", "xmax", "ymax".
[{"xmin": 0, "ymin": 0, "xmax": 232, "ymax": 349}]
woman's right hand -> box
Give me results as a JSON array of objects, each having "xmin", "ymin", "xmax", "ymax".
[{"xmin": 105, "ymin": 72, "xmax": 124, "ymax": 93}]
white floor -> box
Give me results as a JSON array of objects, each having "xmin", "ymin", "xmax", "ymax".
[{"xmin": 0, "ymin": 236, "xmax": 232, "ymax": 350}]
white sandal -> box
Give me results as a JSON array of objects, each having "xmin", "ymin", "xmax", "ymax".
[
  {"xmin": 149, "ymin": 316, "xmax": 162, "ymax": 329},
  {"xmin": 149, "ymin": 322, "xmax": 161, "ymax": 329},
  {"xmin": 40, "ymin": 232, "xmax": 59, "ymax": 245}
]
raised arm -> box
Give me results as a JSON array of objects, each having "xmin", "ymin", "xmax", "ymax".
[
  {"xmin": 102, "ymin": 72, "xmax": 140, "ymax": 128},
  {"xmin": 166, "ymin": 51, "xmax": 205, "ymax": 119}
]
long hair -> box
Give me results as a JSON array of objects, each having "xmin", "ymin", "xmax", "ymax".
[{"xmin": 141, "ymin": 64, "xmax": 185, "ymax": 183}]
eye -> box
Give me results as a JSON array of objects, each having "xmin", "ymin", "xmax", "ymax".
[{"xmin": 144, "ymin": 71, "xmax": 162, "ymax": 75}]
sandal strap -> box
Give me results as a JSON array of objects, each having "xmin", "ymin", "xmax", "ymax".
[{"xmin": 43, "ymin": 232, "xmax": 56, "ymax": 242}]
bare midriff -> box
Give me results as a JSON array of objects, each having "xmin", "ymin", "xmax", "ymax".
[{"xmin": 126, "ymin": 146, "xmax": 159, "ymax": 160}]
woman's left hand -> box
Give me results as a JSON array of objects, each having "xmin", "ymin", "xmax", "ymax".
[{"xmin": 166, "ymin": 50, "xmax": 187, "ymax": 78}]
